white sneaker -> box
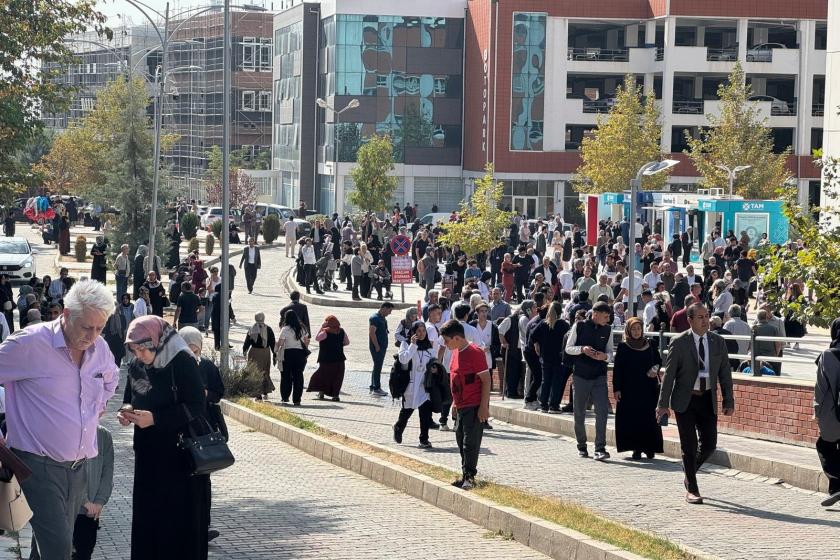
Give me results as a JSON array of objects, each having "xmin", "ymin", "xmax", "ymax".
[
  {"xmin": 524, "ymin": 401, "xmax": 539, "ymax": 411},
  {"xmin": 439, "ymin": 422, "xmax": 451, "ymax": 432}
]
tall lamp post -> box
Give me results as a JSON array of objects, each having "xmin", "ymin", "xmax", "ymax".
[
  {"xmin": 315, "ymin": 98, "xmax": 359, "ymax": 214},
  {"xmin": 627, "ymin": 159, "xmax": 679, "ymax": 316},
  {"xmin": 716, "ymin": 164, "xmax": 752, "ymax": 199}
]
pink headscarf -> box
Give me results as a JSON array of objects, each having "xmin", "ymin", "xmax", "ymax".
[{"xmin": 125, "ymin": 316, "xmax": 190, "ymax": 369}]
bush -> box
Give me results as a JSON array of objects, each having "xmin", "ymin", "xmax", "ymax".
[
  {"xmin": 74, "ymin": 236, "xmax": 87, "ymax": 262},
  {"xmin": 218, "ymin": 356, "xmax": 264, "ymax": 398},
  {"xmin": 188, "ymin": 237, "xmax": 199, "ymax": 253},
  {"xmin": 180, "ymin": 212, "xmax": 200, "ymax": 240},
  {"xmin": 211, "ymin": 219, "xmax": 223, "ymax": 239},
  {"xmin": 305, "ymin": 214, "xmax": 328, "ymax": 225},
  {"xmin": 205, "ymin": 234, "xmax": 215, "ymax": 255},
  {"xmin": 262, "ymin": 214, "xmax": 280, "ymax": 244}
]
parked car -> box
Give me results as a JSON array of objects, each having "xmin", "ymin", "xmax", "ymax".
[
  {"xmin": 748, "ymin": 95, "xmax": 792, "ymax": 115},
  {"xmin": 746, "ymin": 42, "xmax": 786, "ymax": 62},
  {"xmin": 0, "ymin": 237, "xmax": 37, "ymax": 282},
  {"xmin": 419, "ymin": 212, "xmax": 452, "ymax": 226},
  {"xmin": 253, "ymin": 203, "xmax": 311, "ymax": 237},
  {"xmin": 201, "ymin": 207, "xmax": 242, "ymax": 228}
]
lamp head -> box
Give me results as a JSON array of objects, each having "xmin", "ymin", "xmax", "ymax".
[
  {"xmin": 734, "ymin": 165, "xmax": 752, "ymax": 173},
  {"xmin": 315, "ymin": 98, "xmax": 328, "ymax": 109},
  {"xmin": 347, "ymin": 99, "xmax": 360, "ymax": 109},
  {"xmin": 643, "ymin": 159, "xmax": 679, "ymax": 176}
]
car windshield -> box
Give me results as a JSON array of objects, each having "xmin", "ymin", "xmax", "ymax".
[
  {"xmin": 281, "ymin": 210, "xmax": 294, "ymax": 219},
  {"xmin": 0, "ymin": 241, "xmax": 29, "ymax": 254}
]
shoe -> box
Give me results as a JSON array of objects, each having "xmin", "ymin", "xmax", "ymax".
[
  {"xmin": 821, "ymin": 491, "xmax": 840, "ymax": 507},
  {"xmin": 482, "ymin": 421, "xmax": 493, "ymax": 430},
  {"xmin": 281, "ymin": 399, "xmax": 289, "ymax": 405},
  {"xmin": 331, "ymin": 396, "xmax": 341, "ymax": 402},
  {"xmin": 560, "ymin": 405, "xmax": 574, "ymax": 413},
  {"xmin": 372, "ymin": 388, "xmax": 388, "ymax": 397},
  {"xmin": 292, "ymin": 402, "xmax": 301, "ymax": 407},
  {"xmin": 439, "ymin": 422, "xmax": 451, "ymax": 432},
  {"xmin": 524, "ymin": 401, "xmax": 539, "ymax": 411},
  {"xmin": 548, "ymin": 408, "xmax": 561, "ymax": 414},
  {"xmin": 685, "ymin": 492, "xmax": 704, "ymax": 505},
  {"xmin": 460, "ymin": 476, "xmax": 476, "ymax": 490},
  {"xmin": 593, "ymin": 450, "xmax": 610, "ymax": 462},
  {"xmin": 578, "ymin": 448, "xmax": 589, "ymax": 458},
  {"xmin": 451, "ymin": 478, "xmax": 465, "ymax": 488},
  {"xmin": 377, "ymin": 296, "xmax": 383, "ymax": 301},
  {"xmin": 317, "ymin": 392, "xmax": 325, "ymax": 400},
  {"xmin": 418, "ymin": 441, "xmax": 432, "ymax": 449},
  {"xmin": 208, "ymin": 529, "xmax": 220, "ymax": 542},
  {"xmin": 539, "ymin": 407, "xmax": 549, "ymax": 413},
  {"xmin": 392, "ymin": 424, "xmax": 403, "ymax": 444},
  {"xmin": 429, "ymin": 421, "xmax": 440, "ymax": 430},
  {"xmin": 316, "ymin": 290, "xmax": 324, "ymax": 295},
  {"xmin": 646, "ymin": 452, "xmax": 656, "ymax": 460},
  {"xmin": 631, "ymin": 451, "xmax": 642, "ymax": 461}
]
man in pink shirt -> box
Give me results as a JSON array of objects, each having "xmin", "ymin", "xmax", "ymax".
[{"xmin": 0, "ymin": 280, "xmax": 118, "ymax": 559}]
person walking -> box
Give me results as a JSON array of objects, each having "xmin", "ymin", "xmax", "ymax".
[
  {"xmin": 58, "ymin": 215, "xmax": 71, "ymax": 255},
  {"xmin": 279, "ymin": 291, "xmax": 311, "ymax": 335},
  {"xmin": 565, "ymin": 301, "xmax": 614, "ymax": 461},
  {"xmin": 613, "ymin": 317, "xmax": 664, "ymax": 460},
  {"xmin": 120, "ymin": 316, "xmax": 209, "ymax": 559},
  {"xmin": 90, "ymin": 236, "xmax": 108, "ymax": 284},
  {"xmin": 816, "ymin": 317, "xmax": 840, "ymax": 507},
  {"xmin": 284, "ymin": 218, "xmax": 298, "ymax": 258},
  {"xmin": 306, "ymin": 315, "xmax": 349, "ymax": 401},
  {"xmin": 657, "ymin": 302, "xmax": 735, "ymax": 504},
  {"xmin": 114, "ymin": 243, "xmax": 131, "ymax": 301},
  {"xmin": 393, "ymin": 321, "xmax": 436, "ymax": 449},
  {"xmin": 174, "ymin": 282, "xmax": 203, "ymax": 330},
  {"xmin": 440, "ymin": 320, "xmax": 491, "ymax": 490},
  {"xmin": 368, "ymin": 302, "xmax": 394, "ymax": 396},
  {"xmin": 72, "ymin": 425, "xmax": 114, "ymax": 560},
  {"xmin": 275, "ymin": 309, "xmax": 310, "ymax": 405},
  {"xmin": 534, "ymin": 301, "xmax": 571, "ymax": 413},
  {"xmin": 301, "ymin": 238, "xmax": 321, "ymax": 294},
  {"xmin": 143, "ymin": 271, "xmax": 168, "ymax": 317},
  {"xmin": 243, "ymin": 312, "xmax": 276, "ymax": 401},
  {"xmin": 132, "ymin": 245, "xmax": 148, "ymax": 299},
  {"xmin": 0, "ymin": 280, "xmax": 118, "ymax": 559},
  {"xmin": 239, "ymin": 237, "xmax": 262, "ymax": 294}
]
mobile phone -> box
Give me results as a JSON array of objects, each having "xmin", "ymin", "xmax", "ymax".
[
  {"xmin": 658, "ymin": 413, "xmax": 669, "ymax": 427},
  {"xmin": 119, "ymin": 404, "xmax": 134, "ymax": 414}
]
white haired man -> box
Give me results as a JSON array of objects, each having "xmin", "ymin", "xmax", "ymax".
[{"xmin": 0, "ymin": 279, "xmax": 118, "ymax": 559}]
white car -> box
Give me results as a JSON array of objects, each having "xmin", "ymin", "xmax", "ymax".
[
  {"xmin": 201, "ymin": 207, "xmax": 241, "ymax": 229},
  {"xmin": 0, "ymin": 237, "xmax": 37, "ymax": 282},
  {"xmin": 253, "ymin": 203, "xmax": 311, "ymax": 236},
  {"xmin": 746, "ymin": 42, "xmax": 786, "ymax": 62},
  {"xmin": 748, "ymin": 95, "xmax": 792, "ymax": 115}
]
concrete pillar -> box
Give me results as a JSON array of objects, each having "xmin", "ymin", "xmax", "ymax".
[
  {"xmin": 697, "ymin": 26, "xmax": 705, "ymax": 47},
  {"xmin": 661, "ymin": 17, "xmax": 676, "ymax": 152},
  {"xmin": 693, "ymin": 76, "xmax": 703, "ymax": 99},
  {"xmin": 544, "ymin": 17, "xmax": 569, "ymax": 151},
  {"xmin": 626, "ymin": 24, "xmax": 639, "ymax": 48},
  {"xmin": 737, "ymin": 18, "xmax": 748, "ymax": 61},
  {"xmin": 404, "ymin": 175, "xmax": 415, "ymax": 207},
  {"xmin": 645, "ymin": 20, "xmax": 657, "ymax": 47},
  {"xmin": 796, "ymin": 20, "xmax": 815, "ymax": 159}
]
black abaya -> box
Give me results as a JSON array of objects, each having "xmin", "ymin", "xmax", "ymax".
[{"xmin": 612, "ymin": 342, "xmax": 664, "ymax": 455}]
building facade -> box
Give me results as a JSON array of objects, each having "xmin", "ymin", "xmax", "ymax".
[{"xmin": 822, "ymin": 0, "xmax": 840, "ymax": 221}]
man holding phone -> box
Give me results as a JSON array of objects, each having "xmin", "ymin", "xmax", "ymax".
[{"xmin": 440, "ymin": 319, "xmax": 490, "ymax": 491}]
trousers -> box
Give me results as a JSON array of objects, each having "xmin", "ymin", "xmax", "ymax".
[
  {"xmin": 539, "ymin": 363, "xmax": 571, "ymax": 410},
  {"xmin": 395, "ymin": 400, "xmax": 433, "ymax": 444},
  {"xmin": 455, "ymin": 406, "xmax": 484, "ymax": 478},
  {"xmin": 674, "ymin": 391, "xmax": 718, "ymax": 494},
  {"xmin": 370, "ymin": 348, "xmax": 386, "ymax": 390},
  {"xmin": 504, "ymin": 347, "xmax": 523, "ymax": 398},
  {"xmin": 72, "ymin": 515, "xmax": 99, "ymax": 560},
  {"xmin": 816, "ymin": 437, "xmax": 840, "ymax": 495},
  {"xmin": 244, "ymin": 264, "xmax": 258, "ymax": 293},
  {"xmin": 523, "ymin": 349, "xmax": 542, "ymax": 402},
  {"xmin": 572, "ymin": 376, "xmax": 609, "ymax": 452},
  {"xmin": 280, "ymin": 348, "xmax": 308, "ymax": 404}
]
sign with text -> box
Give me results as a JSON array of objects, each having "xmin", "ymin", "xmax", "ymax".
[{"xmin": 391, "ymin": 255, "xmax": 413, "ymax": 284}]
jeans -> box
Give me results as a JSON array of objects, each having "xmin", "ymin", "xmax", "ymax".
[
  {"xmin": 395, "ymin": 400, "xmax": 433, "ymax": 444},
  {"xmin": 572, "ymin": 375, "xmax": 609, "ymax": 452},
  {"xmin": 352, "ymin": 275, "xmax": 362, "ymax": 299},
  {"xmin": 72, "ymin": 515, "xmax": 99, "ymax": 560},
  {"xmin": 203, "ymin": 300, "xmax": 213, "ymax": 332},
  {"xmin": 303, "ymin": 263, "xmax": 317, "ymax": 291},
  {"xmin": 539, "ymin": 362, "xmax": 571, "ymax": 410},
  {"xmin": 115, "ymin": 272, "xmax": 128, "ymax": 301},
  {"xmin": 455, "ymin": 406, "xmax": 484, "ymax": 479},
  {"xmin": 370, "ymin": 347, "xmax": 386, "ymax": 390},
  {"xmin": 674, "ymin": 391, "xmax": 718, "ymax": 494}
]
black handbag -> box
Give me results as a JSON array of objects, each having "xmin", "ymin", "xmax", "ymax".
[{"xmin": 171, "ymin": 371, "xmax": 235, "ymax": 476}]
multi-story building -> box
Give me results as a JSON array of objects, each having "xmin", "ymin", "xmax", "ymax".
[
  {"xmin": 822, "ymin": 0, "xmax": 840, "ymax": 217},
  {"xmin": 464, "ymin": 0, "xmax": 828, "ymax": 221},
  {"xmin": 272, "ymin": 0, "xmax": 466, "ymax": 215}
]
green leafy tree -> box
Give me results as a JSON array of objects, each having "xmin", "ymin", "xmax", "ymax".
[
  {"xmin": 0, "ymin": 1, "xmax": 108, "ymax": 199},
  {"xmin": 575, "ymin": 74, "xmax": 668, "ymax": 194},
  {"xmin": 685, "ymin": 63, "xmax": 791, "ymax": 199},
  {"xmin": 438, "ymin": 164, "xmax": 513, "ymax": 257},
  {"xmin": 347, "ymin": 134, "xmax": 398, "ymax": 214}
]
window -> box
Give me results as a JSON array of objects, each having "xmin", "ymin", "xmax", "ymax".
[
  {"xmin": 242, "ymin": 90, "xmax": 255, "ymax": 110},
  {"xmin": 242, "ymin": 37, "xmax": 256, "ymax": 70},
  {"xmin": 258, "ymin": 91, "xmax": 271, "ymax": 112},
  {"xmin": 80, "ymin": 98, "xmax": 95, "ymax": 111},
  {"xmin": 259, "ymin": 39, "xmax": 272, "ymax": 71}
]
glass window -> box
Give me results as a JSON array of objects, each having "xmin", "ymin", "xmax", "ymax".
[{"xmin": 242, "ymin": 90, "xmax": 255, "ymax": 110}]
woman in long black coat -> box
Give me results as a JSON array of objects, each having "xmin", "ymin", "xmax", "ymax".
[
  {"xmin": 90, "ymin": 236, "xmax": 108, "ymax": 283},
  {"xmin": 120, "ymin": 316, "xmax": 209, "ymax": 560},
  {"xmin": 612, "ymin": 317, "xmax": 664, "ymax": 460},
  {"xmin": 133, "ymin": 245, "xmax": 148, "ymax": 299}
]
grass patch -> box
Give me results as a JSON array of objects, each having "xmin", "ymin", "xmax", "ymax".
[{"xmin": 234, "ymin": 399, "xmax": 695, "ymax": 560}]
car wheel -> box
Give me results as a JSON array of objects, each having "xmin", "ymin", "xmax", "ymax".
[{"xmin": 746, "ymin": 55, "xmax": 754, "ymax": 62}]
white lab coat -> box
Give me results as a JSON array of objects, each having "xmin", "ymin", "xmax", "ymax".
[{"xmin": 398, "ymin": 342, "xmax": 432, "ymax": 410}]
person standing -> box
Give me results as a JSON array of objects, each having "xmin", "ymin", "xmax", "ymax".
[
  {"xmin": 0, "ymin": 280, "xmax": 118, "ymax": 559},
  {"xmin": 143, "ymin": 271, "xmax": 168, "ymax": 317},
  {"xmin": 307, "ymin": 315, "xmax": 349, "ymax": 401},
  {"xmin": 393, "ymin": 321, "xmax": 435, "ymax": 449},
  {"xmin": 301, "ymin": 238, "xmax": 321, "ymax": 294},
  {"xmin": 243, "ymin": 312, "xmax": 276, "ymax": 401},
  {"xmin": 239, "ymin": 238, "xmax": 261, "ymax": 294},
  {"xmin": 275, "ymin": 309, "xmax": 309, "ymax": 405},
  {"xmin": 279, "ymin": 291, "xmax": 311, "ymax": 335},
  {"xmin": 114, "ymin": 243, "xmax": 131, "ymax": 301},
  {"xmin": 103, "ymin": 298, "xmax": 130, "ymax": 366},
  {"xmin": 613, "ymin": 317, "xmax": 664, "ymax": 460},
  {"xmin": 284, "ymin": 218, "xmax": 298, "ymax": 258},
  {"xmin": 815, "ymin": 317, "xmax": 840, "ymax": 507},
  {"xmin": 133, "ymin": 246, "xmax": 148, "ymax": 299},
  {"xmin": 58, "ymin": 215, "xmax": 71, "ymax": 255},
  {"xmin": 534, "ymin": 301, "xmax": 571, "ymax": 413},
  {"xmin": 440, "ymin": 320, "xmax": 491, "ymax": 490},
  {"xmin": 565, "ymin": 301, "xmax": 614, "ymax": 461},
  {"xmin": 657, "ymin": 303, "xmax": 734, "ymax": 504},
  {"xmin": 369, "ymin": 302, "xmax": 393, "ymax": 396},
  {"xmin": 72, "ymin": 425, "xmax": 114, "ymax": 560},
  {"xmin": 120, "ymin": 316, "xmax": 209, "ymax": 559},
  {"xmin": 174, "ymin": 282, "xmax": 203, "ymax": 330},
  {"xmin": 90, "ymin": 236, "xmax": 108, "ymax": 284}
]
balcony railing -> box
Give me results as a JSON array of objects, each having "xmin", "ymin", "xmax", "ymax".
[
  {"xmin": 655, "ymin": 47, "xmax": 664, "ymax": 61},
  {"xmin": 706, "ymin": 47, "xmax": 738, "ymax": 61},
  {"xmin": 672, "ymin": 99, "xmax": 704, "ymax": 114},
  {"xmin": 813, "ymin": 103, "xmax": 825, "ymax": 117},
  {"xmin": 567, "ymin": 47, "xmax": 629, "ymax": 62},
  {"xmin": 772, "ymin": 100, "xmax": 797, "ymax": 116},
  {"xmin": 564, "ymin": 142, "xmax": 580, "ymax": 151},
  {"xmin": 581, "ymin": 99, "xmax": 614, "ymax": 113}
]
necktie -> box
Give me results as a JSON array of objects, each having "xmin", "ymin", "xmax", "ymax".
[{"xmin": 698, "ymin": 336, "xmax": 707, "ymax": 392}]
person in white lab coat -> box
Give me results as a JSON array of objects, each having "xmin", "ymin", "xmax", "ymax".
[{"xmin": 393, "ymin": 321, "xmax": 435, "ymax": 449}]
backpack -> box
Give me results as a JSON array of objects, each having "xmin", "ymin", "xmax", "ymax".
[{"xmin": 388, "ymin": 354, "xmax": 411, "ymax": 399}]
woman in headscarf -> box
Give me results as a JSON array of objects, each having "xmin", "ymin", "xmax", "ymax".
[
  {"xmin": 306, "ymin": 315, "xmax": 349, "ymax": 401},
  {"xmin": 243, "ymin": 312, "xmax": 276, "ymax": 400},
  {"xmin": 0, "ymin": 274, "xmax": 14, "ymax": 330},
  {"xmin": 275, "ymin": 309, "xmax": 309, "ymax": 405},
  {"xmin": 103, "ymin": 299, "xmax": 129, "ymax": 366},
  {"xmin": 612, "ymin": 317, "xmax": 664, "ymax": 460},
  {"xmin": 395, "ymin": 307, "xmax": 419, "ymax": 347},
  {"xmin": 393, "ymin": 321, "xmax": 435, "ymax": 449},
  {"xmin": 142, "ymin": 271, "xmax": 168, "ymax": 317},
  {"xmin": 118, "ymin": 316, "xmax": 209, "ymax": 560},
  {"xmin": 90, "ymin": 235, "xmax": 108, "ymax": 283},
  {"xmin": 133, "ymin": 245, "xmax": 148, "ymax": 299},
  {"xmin": 191, "ymin": 259, "xmax": 208, "ymax": 295},
  {"xmin": 815, "ymin": 318, "xmax": 840, "ymax": 507},
  {"xmin": 58, "ymin": 215, "xmax": 70, "ymax": 255}
]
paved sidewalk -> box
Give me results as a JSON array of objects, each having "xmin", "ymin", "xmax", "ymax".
[
  {"xmin": 91, "ymin": 384, "xmax": 548, "ymax": 559},
  {"xmin": 270, "ymin": 370, "xmax": 840, "ymax": 560}
]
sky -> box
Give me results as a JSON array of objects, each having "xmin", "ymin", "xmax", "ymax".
[{"xmin": 98, "ymin": 0, "xmax": 272, "ymax": 25}]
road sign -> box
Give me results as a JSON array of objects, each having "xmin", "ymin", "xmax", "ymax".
[
  {"xmin": 390, "ymin": 234, "xmax": 412, "ymax": 257},
  {"xmin": 391, "ymin": 255, "xmax": 413, "ymax": 284}
]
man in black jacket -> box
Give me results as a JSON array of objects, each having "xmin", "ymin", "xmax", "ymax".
[
  {"xmin": 239, "ymin": 238, "xmax": 262, "ymax": 294},
  {"xmin": 279, "ymin": 290, "xmax": 311, "ymax": 334}
]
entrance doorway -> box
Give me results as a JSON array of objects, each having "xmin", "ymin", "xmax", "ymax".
[{"xmin": 512, "ymin": 196, "xmax": 538, "ymax": 218}]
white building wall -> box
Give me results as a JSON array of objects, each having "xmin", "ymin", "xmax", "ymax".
[{"xmin": 822, "ymin": 1, "xmax": 840, "ymax": 219}]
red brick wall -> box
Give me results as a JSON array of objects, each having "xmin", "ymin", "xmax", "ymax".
[
  {"xmin": 669, "ymin": 0, "xmax": 826, "ymax": 19},
  {"xmin": 463, "ymin": 0, "xmax": 494, "ymax": 173}
]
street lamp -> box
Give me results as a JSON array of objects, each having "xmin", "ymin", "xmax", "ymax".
[
  {"xmin": 716, "ymin": 164, "xmax": 752, "ymax": 199},
  {"xmin": 626, "ymin": 159, "xmax": 679, "ymax": 316},
  {"xmin": 315, "ymin": 98, "xmax": 359, "ymax": 213}
]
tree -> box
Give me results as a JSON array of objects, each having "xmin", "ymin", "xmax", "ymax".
[
  {"xmin": 205, "ymin": 170, "xmax": 258, "ymax": 209},
  {"xmin": 347, "ymin": 134, "xmax": 398, "ymax": 214},
  {"xmin": 0, "ymin": 1, "xmax": 108, "ymax": 199},
  {"xmin": 685, "ymin": 63, "xmax": 791, "ymax": 199},
  {"xmin": 575, "ymin": 74, "xmax": 668, "ymax": 194},
  {"xmin": 34, "ymin": 122, "xmax": 102, "ymax": 195},
  {"xmin": 438, "ymin": 164, "xmax": 513, "ymax": 257}
]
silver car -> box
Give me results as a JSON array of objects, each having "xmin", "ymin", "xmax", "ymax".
[{"xmin": 0, "ymin": 237, "xmax": 37, "ymax": 282}]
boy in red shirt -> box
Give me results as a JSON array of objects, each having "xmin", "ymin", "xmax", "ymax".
[{"xmin": 440, "ymin": 319, "xmax": 491, "ymax": 490}]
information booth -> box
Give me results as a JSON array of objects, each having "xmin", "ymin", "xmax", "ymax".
[{"xmin": 695, "ymin": 199, "xmax": 789, "ymax": 245}]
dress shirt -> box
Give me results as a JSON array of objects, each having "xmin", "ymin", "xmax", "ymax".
[
  {"xmin": 690, "ymin": 330, "xmax": 710, "ymax": 391},
  {"xmin": 0, "ymin": 319, "xmax": 119, "ymax": 461},
  {"xmin": 248, "ymin": 247, "xmax": 256, "ymax": 264},
  {"xmin": 643, "ymin": 272, "xmax": 661, "ymax": 289}
]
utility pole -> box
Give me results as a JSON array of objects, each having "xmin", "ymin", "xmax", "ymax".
[{"xmin": 220, "ymin": 0, "xmax": 232, "ymax": 369}]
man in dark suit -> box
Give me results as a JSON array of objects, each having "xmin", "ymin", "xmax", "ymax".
[
  {"xmin": 658, "ymin": 302, "xmax": 735, "ymax": 504},
  {"xmin": 239, "ymin": 237, "xmax": 261, "ymax": 294},
  {"xmin": 279, "ymin": 290, "xmax": 311, "ymax": 335}
]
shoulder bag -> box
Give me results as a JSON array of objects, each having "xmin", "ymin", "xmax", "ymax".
[
  {"xmin": 0, "ymin": 445, "xmax": 32, "ymax": 531},
  {"xmin": 171, "ymin": 370, "xmax": 235, "ymax": 476}
]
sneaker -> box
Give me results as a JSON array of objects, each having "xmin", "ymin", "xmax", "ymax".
[
  {"xmin": 524, "ymin": 401, "xmax": 540, "ymax": 411},
  {"xmin": 460, "ymin": 476, "xmax": 476, "ymax": 490},
  {"xmin": 593, "ymin": 450, "xmax": 610, "ymax": 462},
  {"xmin": 372, "ymin": 388, "xmax": 388, "ymax": 397},
  {"xmin": 482, "ymin": 421, "xmax": 493, "ymax": 430},
  {"xmin": 418, "ymin": 441, "xmax": 432, "ymax": 449},
  {"xmin": 451, "ymin": 478, "xmax": 465, "ymax": 488},
  {"xmin": 821, "ymin": 491, "xmax": 840, "ymax": 508},
  {"xmin": 548, "ymin": 408, "xmax": 561, "ymax": 414},
  {"xmin": 392, "ymin": 424, "xmax": 403, "ymax": 444},
  {"xmin": 578, "ymin": 448, "xmax": 589, "ymax": 458},
  {"xmin": 429, "ymin": 421, "xmax": 440, "ymax": 430},
  {"xmin": 539, "ymin": 407, "xmax": 549, "ymax": 413},
  {"xmin": 207, "ymin": 529, "xmax": 220, "ymax": 542},
  {"xmin": 439, "ymin": 422, "xmax": 451, "ymax": 432}
]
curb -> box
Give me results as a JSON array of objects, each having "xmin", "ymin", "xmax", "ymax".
[
  {"xmin": 282, "ymin": 268, "xmax": 414, "ymax": 310},
  {"xmin": 221, "ymin": 400, "xmax": 717, "ymax": 560},
  {"xmin": 489, "ymin": 403, "xmax": 828, "ymax": 494}
]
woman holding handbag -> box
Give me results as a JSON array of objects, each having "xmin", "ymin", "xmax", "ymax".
[
  {"xmin": 119, "ymin": 315, "xmax": 209, "ymax": 560},
  {"xmin": 275, "ymin": 309, "xmax": 310, "ymax": 405}
]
